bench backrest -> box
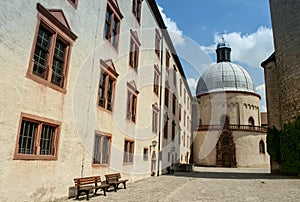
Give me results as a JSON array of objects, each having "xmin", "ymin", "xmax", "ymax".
[
  {"xmin": 74, "ymin": 176, "xmax": 101, "ymax": 186},
  {"xmin": 105, "ymin": 173, "xmax": 121, "ymax": 182}
]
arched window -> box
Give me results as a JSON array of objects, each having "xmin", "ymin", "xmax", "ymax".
[
  {"xmin": 248, "ymin": 117, "xmax": 254, "ymax": 126},
  {"xmin": 259, "ymin": 140, "xmax": 265, "ymax": 154},
  {"xmin": 220, "ymin": 115, "xmax": 229, "ymax": 126}
]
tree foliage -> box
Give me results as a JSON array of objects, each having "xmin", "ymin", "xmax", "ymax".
[{"xmin": 267, "ymin": 115, "xmax": 300, "ymax": 176}]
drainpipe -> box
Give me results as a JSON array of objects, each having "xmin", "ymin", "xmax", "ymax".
[{"xmin": 157, "ymin": 28, "xmax": 164, "ymax": 176}]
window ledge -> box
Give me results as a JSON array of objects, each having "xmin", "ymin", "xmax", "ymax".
[
  {"xmin": 92, "ymin": 164, "xmax": 110, "ymax": 168},
  {"xmin": 96, "ymin": 106, "xmax": 114, "ymax": 114},
  {"xmin": 123, "ymin": 162, "xmax": 134, "ymax": 166},
  {"xmin": 26, "ymin": 73, "xmax": 67, "ymax": 94},
  {"xmin": 14, "ymin": 154, "xmax": 58, "ymax": 161}
]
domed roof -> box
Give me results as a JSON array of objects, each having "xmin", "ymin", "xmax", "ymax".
[
  {"xmin": 217, "ymin": 40, "xmax": 230, "ymax": 49},
  {"xmin": 196, "ymin": 62, "xmax": 256, "ymax": 96}
]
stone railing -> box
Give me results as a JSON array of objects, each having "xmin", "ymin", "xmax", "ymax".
[{"xmin": 197, "ymin": 124, "xmax": 267, "ymax": 132}]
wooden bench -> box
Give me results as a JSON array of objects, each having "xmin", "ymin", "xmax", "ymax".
[
  {"xmin": 74, "ymin": 176, "xmax": 109, "ymax": 200},
  {"xmin": 105, "ymin": 173, "xmax": 128, "ymax": 192}
]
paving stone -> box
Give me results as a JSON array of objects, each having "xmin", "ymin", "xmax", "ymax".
[{"xmin": 69, "ymin": 167, "xmax": 300, "ymax": 202}]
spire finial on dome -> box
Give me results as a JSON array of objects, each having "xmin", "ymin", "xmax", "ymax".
[{"xmin": 216, "ymin": 37, "xmax": 231, "ymax": 63}]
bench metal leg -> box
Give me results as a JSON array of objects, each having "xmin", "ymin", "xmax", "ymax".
[
  {"xmin": 114, "ymin": 184, "xmax": 117, "ymax": 192},
  {"xmin": 76, "ymin": 192, "xmax": 80, "ymax": 199},
  {"xmin": 102, "ymin": 188, "xmax": 107, "ymax": 196},
  {"xmin": 84, "ymin": 190, "xmax": 90, "ymax": 201}
]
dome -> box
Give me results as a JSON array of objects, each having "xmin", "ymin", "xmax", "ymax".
[
  {"xmin": 217, "ymin": 40, "xmax": 230, "ymax": 49},
  {"xmin": 196, "ymin": 62, "xmax": 256, "ymax": 96}
]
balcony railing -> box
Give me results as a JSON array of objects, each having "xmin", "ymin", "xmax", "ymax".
[{"xmin": 197, "ymin": 124, "xmax": 267, "ymax": 132}]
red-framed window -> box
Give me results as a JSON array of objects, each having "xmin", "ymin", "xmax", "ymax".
[
  {"xmin": 164, "ymin": 114, "xmax": 169, "ymax": 139},
  {"xmin": 143, "ymin": 147, "xmax": 148, "ymax": 161},
  {"xmin": 179, "ymin": 104, "xmax": 182, "ymax": 121},
  {"xmin": 126, "ymin": 82, "xmax": 139, "ymax": 123},
  {"xmin": 164, "ymin": 87, "xmax": 169, "ymax": 107},
  {"xmin": 27, "ymin": 4, "xmax": 77, "ymax": 93},
  {"xmin": 172, "ymin": 94, "xmax": 176, "ymax": 115},
  {"xmin": 166, "ymin": 50, "xmax": 170, "ymax": 72},
  {"xmin": 155, "ymin": 29, "xmax": 161, "ymax": 58},
  {"xmin": 132, "ymin": 0, "xmax": 143, "ymax": 23},
  {"xmin": 173, "ymin": 65, "xmax": 177, "ymax": 86},
  {"xmin": 184, "ymin": 111, "xmax": 186, "ymax": 126},
  {"xmin": 172, "ymin": 121, "xmax": 176, "ymax": 141},
  {"xmin": 153, "ymin": 65, "xmax": 160, "ymax": 95},
  {"xmin": 152, "ymin": 104, "xmax": 159, "ymax": 134},
  {"xmin": 123, "ymin": 139, "xmax": 134, "ymax": 164},
  {"xmin": 98, "ymin": 60, "xmax": 118, "ymax": 111},
  {"xmin": 93, "ymin": 131, "xmax": 111, "ymax": 166},
  {"xmin": 180, "ymin": 79, "xmax": 182, "ymax": 96},
  {"xmin": 104, "ymin": 0, "xmax": 123, "ymax": 48},
  {"xmin": 129, "ymin": 30, "xmax": 141, "ymax": 72},
  {"xmin": 14, "ymin": 113, "xmax": 61, "ymax": 160}
]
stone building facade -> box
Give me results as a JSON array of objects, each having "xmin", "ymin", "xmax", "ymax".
[
  {"xmin": 262, "ymin": 0, "xmax": 300, "ymax": 128},
  {"xmin": 0, "ymin": 0, "xmax": 192, "ymax": 201},
  {"xmin": 261, "ymin": 0, "xmax": 300, "ymax": 174}
]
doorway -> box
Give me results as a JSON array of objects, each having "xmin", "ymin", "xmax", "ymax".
[{"xmin": 216, "ymin": 129, "xmax": 237, "ymax": 167}]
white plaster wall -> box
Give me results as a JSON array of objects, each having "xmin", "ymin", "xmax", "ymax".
[
  {"xmin": 193, "ymin": 131, "xmax": 219, "ymax": 166},
  {"xmin": 198, "ymin": 92, "xmax": 261, "ymax": 126},
  {"xmin": 0, "ymin": 0, "xmax": 95, "ymax": 201},
  {"xmin": 233, "ymin": 131, "xmax": 270, "ymax": 168},
  {"xmin": 194, "ymin": 130, "xmax": 270, "ymax": 168},
  {"xmin": 0, "ymin": 0, "xmax": 192, "ymax": 200}
]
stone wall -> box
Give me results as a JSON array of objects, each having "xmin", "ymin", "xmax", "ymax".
[
  {"xmin": 262, "ymin": 55, "xmax": 281, "ymax": 129},
  {"xmin": 269, "ymin": 0, "xmax": 300, "ymax": 127}
]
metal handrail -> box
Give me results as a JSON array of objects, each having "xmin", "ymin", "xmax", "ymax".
[{"xmin": 197, "ymin": 124, "xmax": 267, "ymax": 132}]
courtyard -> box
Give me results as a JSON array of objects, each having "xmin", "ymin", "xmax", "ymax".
[{"xmin": 71, "ymin": 167, "xmax": 300, "ymax": 202}]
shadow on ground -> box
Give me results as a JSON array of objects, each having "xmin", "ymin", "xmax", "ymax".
[{"xmin": 170, "ymin": 171, "xmax": 300, "ymax": 180}]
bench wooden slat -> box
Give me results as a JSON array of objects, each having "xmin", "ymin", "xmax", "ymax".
[
  {"xmin": 104, "ymin": 173, "xmax": 128, "ymax": 192},
  {"xmin": 74, "ymin": 176, "xmax": 108, "ymax": 200}
]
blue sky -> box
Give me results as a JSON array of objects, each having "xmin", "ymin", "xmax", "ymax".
[{"xmin": 156, "ymin": 0, "xmax": 274, "ymax": 111}]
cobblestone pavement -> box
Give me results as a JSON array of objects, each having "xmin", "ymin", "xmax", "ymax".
[{"xmin": 71, "ymin": 167, "xmax": 300, "ymax": 202}]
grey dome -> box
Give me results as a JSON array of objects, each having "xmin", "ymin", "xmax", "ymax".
[{"xmin": 196, "ymin": 62, "xmax": 256, "ymax": 96}]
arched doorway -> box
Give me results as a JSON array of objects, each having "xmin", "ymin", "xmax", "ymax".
[
  {"xmin": 216, "ymin": 128, "xmax": 237, "ymax": 167},
  {"xmin": 222, "ymin": 153, "xmax": 231, "ymax": 167}
]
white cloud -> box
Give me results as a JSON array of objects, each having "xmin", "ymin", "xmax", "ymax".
[
  {"xmin": 201, "ymin": 26, "xmax": 274, "ymax": 68},
  {"xmin": 157, "ymin": 5, "xmax": 185, "ymax": 47},
  {"xmin": 187, "ymin": 78, "xmax": 197, "ymax": 96},
  {"xmin": 256, "ymin": 84, "xmax": 267, "ymax": 112}
]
